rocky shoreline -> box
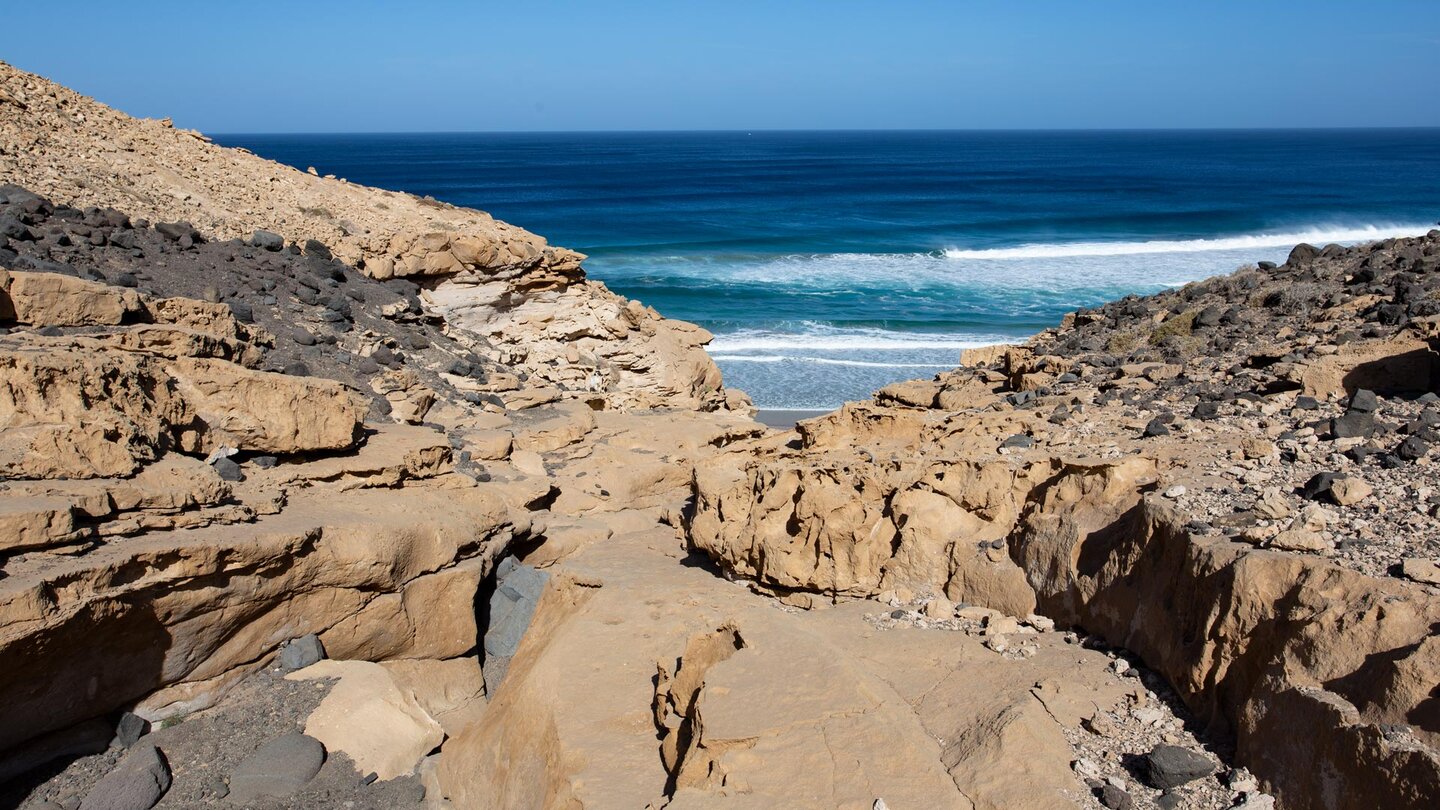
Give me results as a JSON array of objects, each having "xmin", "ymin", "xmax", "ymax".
[{"xmin": 1, "ymin": 59, "xmax": 1437, "ymax": 810}]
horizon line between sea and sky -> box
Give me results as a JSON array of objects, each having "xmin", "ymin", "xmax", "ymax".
[{"xmin": 208, "ymin": 126, "xmax": 1440, "ymax": 137}]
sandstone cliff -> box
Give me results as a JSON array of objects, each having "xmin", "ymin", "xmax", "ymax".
[{"xmin": 0, "ymin": 60, "xmax": 735, "ymax": 412}]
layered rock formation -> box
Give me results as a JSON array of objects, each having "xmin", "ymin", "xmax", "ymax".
[
  {"xmin": 689, "ymin": 234, "xmax": 1440, "ymax": 809},
  {"xmin": 0, "ymin": 60, "xmax": 734, "ymax": 411}
]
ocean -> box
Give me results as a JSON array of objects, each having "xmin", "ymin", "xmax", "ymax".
[{"xmin": 214, "ymin": 130, "xmax": 1440, "ymax": 409}]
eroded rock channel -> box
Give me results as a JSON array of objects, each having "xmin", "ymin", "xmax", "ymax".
[{"xmin": 1, "ymin": 59, "xmax": 1437, "ymax": 810}]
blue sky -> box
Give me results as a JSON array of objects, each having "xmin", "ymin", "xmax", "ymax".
[{"xmin": 6, "ymin": 1, "xmax": 1439, "ymax": 132}]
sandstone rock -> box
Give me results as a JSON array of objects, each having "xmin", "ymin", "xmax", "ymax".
[
  {"xmin": 168, "ymin": 357, "xmax": 366, "ymax": 453},
  {"xmin": 1401, "ymin": 558, "xmax": 1440, "ymax": 585},
  {"xmin": 1254, "ymin": 487, "xmax": 1292, "ymax": 520},
  {"xmin": 924, "ymin": 595, "xmax": 955, "ymax": 619},
  {"xmin": 370, "ymin": 368, "xmax": 435, "ymax": 425},
  {"xmin": 2, "ymin": 270, "xmax": 141, "ymax": 326},
  {"xmin": 381, "ymin": 657, "xmax": 486, "ymax": 737},
  {"xmin": 1241, "ymin": 437, "xmax": 1276, "ymax": 459},
  {"xmin": 288, "ymin": 660, "xmax": 443, "ymax": 781},
  {"xmin": 1267, "ymin": 527, "xmax": 1329, "ymax": 553},
  {"xmin": 1329, "ymin": 476, "xmax": 1373, "ymax": 506}
]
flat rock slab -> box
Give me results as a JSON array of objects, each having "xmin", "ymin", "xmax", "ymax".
[
  {"xmin": 287, "ymin": 660, "xmax": 443, "ymax": 781},
  {"xmin": 227, "ymin": 732, "xmax": 325, "ymax": 803},
  {"xmin": 482, "ymin": 558, "xmax": 549, "ymax": 695}
]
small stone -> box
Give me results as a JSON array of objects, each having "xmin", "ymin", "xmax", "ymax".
[
  {"xmin": 1254, "ymin": 487, "xmax": 1292, "ymax": 520},
  {"xmin": 1240, "ymin": 437, "xmax": 1275, "ymax": 459},
  {"xmin": 1347, "ymin": 389, "xmax": 1379, "ymax": 413},
  {"xmin": 251, "ymin": 230, "xmax": 284, "ymax": 251},
  {"xmin": 1099, "ymin": 784, "xmax": 1136, "ymax": 810},
  {"xmin": 1024, "ymin": 613, "xmax": 1055, "ymax": 632},
  {"xmin": 983, "ymin": 615, "xmax": 1019, "ymax": 636},
  {"xmin": 1329, "ymin": 476, "xmax": 1373, "ymax": 506},
  {"xmin": 1301, "ymin": 472, "xmax": 1374, "ymax": 505},
  {"xmin": 211, "ymin": 457, "xmax": 243, "ymax": 482},
  {"xmin": 278, "ymin": 634, "xmax": 326, "ymax": 671},
  {"xmin": 1227, "ymin": 768, "xmax": 1259, "ymax": 793},
  {"xmin": 1397, "ymin": 435, "xmax": 1430, "ymax": 461},
  {"xmin": 1084, "ymin": 712, "xmax": 1115, "ymax": 735},
  {"xmin": 225, "ymin": 299, "xmax": 254, "ymax": 323},
  {"xmin": 1156, "ymin": 792, "xmax": 1184, "ymax": 810},
  {"xmin": 924, "ymin": 595, "xmax": 954, "ymax": 619},
  {"xmin": 228, "ymin": 733, "xmax": 326, "ymax": 802},
  {"xmin": 1401, "ymin": 558, "xmax": 1440, "ymax": 585},
  {"xmin": 873, "ymin": 800, "xmax": 890, "ymax": 810},
  {"xmin": 112, "ymin": 712, "xmax": 149, "ymax": 748},
  {"xmin": 250, "ymin": 455, "xmax": 279, "ymax": 469},
  {"xmin": 1331, "ymin": 410, "xmax": 1375, "ymax": 439},
  {"xmin": 1143, "ymin": 418, "xmax": 1171, "ymax": 438},
  {"xmin": 1163, "ymin": 485, "xmax": 1187, "ymax": 498},
  {"xmin": 1072, "ymin": 758, "xmax": 1102, "ymax": 779},
  {"xmin": 1143, "ymin": 744, "xmax": 1215, "ymax": 789},
  {"xmin": 1000, "ymin": 433, "xmax": 1033, "ymax": 450},
  {"xmin": 1268, "ymin": 528, "xmax": 1329, "ymax": 552}
]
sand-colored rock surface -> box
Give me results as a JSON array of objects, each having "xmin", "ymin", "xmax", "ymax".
[
  {"xmin": 688, "ymin": 232, "xmax": 1440, "ymax": 809},
  {"xmin": 0, "ymin": 60, "xmax": 729, "ymax": 410}
]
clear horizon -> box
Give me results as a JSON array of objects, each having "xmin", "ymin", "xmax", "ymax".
[
  {"xmin": 205, "ymin": 126, "xmax": 1440, "ymax": 137},
  {"xmin": 6, "ymin": 0, "xmax": 1439, "ymax": 133}
]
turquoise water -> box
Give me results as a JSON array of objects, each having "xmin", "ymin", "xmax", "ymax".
[{"xmin": 216, "ymin": 130, "xmax": 1440, "ymax": 407}]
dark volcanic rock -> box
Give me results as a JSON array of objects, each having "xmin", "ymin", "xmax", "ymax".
[
  {"xmin": 1397, "ymin": 435, "xmax": 1430, "ymax": 461},
  {"xmin": 251, "ymin": 229, "xmax": 284, "ymax": 251},
  {"xmin": 1331, "ymin": 410, "xmax": 1375, "ymax": 440},
  {"xmin": 211, "ymin": 457, "xmax": 244, "ymax": 482},
  {"xmin": 226, "ymin": 733, "xmax": 325, "ymax": 803},
  {"xmin": 77, "ymin": 743, "xmax": 170, "ymax": 810},
  {"xmin": 1347, "ymin": 389, "xmax": 1379, "ymax": 413},
  {"xmin": 1000, "ymin": 433, "xmax": 1033, "ymax": 450},
  {"xmin": 1142, "ymin": 418, "xmax": 1171, "ymax": 438},
  {"xmin": 1142, "ymin": 744, "xmax": 1215, "ymax": 790},
  {"xmin": 112, "ymin": 713, "xmax": 149, "ymax": 749},
  {"xmin": 278, "ymin": 634, "xmax": 326, "ymax": 672}
]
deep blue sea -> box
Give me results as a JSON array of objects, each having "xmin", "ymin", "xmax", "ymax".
[{"xmin": 215, "ymin": 130, "xmax": 1440, "ymax": 408}]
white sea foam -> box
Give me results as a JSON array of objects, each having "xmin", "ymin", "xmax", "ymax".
[
  {"xmin": 708, "ymin": 326, "xmax": 1010, "ymax": 353},
  {"xmin": 941, "ymin": 224, "xmax": 1432, "ymax": 260},
  {"xmin": 603, "ymin": 224, "xmax": 1436, "ymax": 297},
  {"xmin": 709, "ymin": 355, "xmax": 956, "ymax": 369}
]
